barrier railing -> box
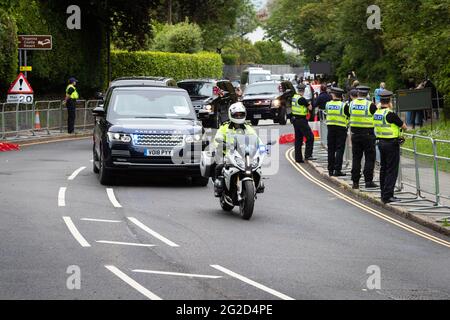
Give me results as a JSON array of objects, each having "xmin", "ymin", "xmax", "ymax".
[
  {"xmin": 318, "ymin": 115, "xmax": 450, "ymax": 222},
  {"xmin": 0, "ymin": 100, "xmax": 101, "ymax": 139}
]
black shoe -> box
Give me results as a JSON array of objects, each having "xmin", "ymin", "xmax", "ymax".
[
  {"xmin": 329, "ymin": 171, "xmax": 334, "ymax": 177},
  {"xmin": 305, "ymin": 157, "xmax": 317, "ymax": 161},
  {"xmin": 296, "ymin": 159, "xmax": 305, "ymax": 164},
  {"xmin": 334, "ymin": 171, "xmax": 346, "ymax": 177},
  {"xmin": 383, "ymin": 197, "xmax": 401, "ymax": 204},
  {"xmin": 352, "ymin": 182, "xmax": 360, "ymax": 189},
  {"xmin": 365, "ymin": 182, "xmax": 379, "ymax": 189}
]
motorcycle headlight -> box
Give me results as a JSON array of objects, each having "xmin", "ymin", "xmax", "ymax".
[
  {"xmin": 233, "ymin": 155, "xmax": 245, "ymax": 169},
  {"xmin": 185, "ymin": 134, "xmax": 202, "ymax": 143},
  {"xmin": 107, "ymin": 132, "xmax": 132, "ymax": 143}
]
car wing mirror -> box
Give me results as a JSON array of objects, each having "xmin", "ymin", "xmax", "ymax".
[{"xmin": 92, "ymin": 105, "xmax": 105, "ymax": 117}]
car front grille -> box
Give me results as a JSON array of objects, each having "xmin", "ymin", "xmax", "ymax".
[
  {"xmin": 133, "ymin": 134, "xmax": 184, "ymax": 147},
  {"xmin": 243, "ymin": 100, "xmax": 272, "ymax": 107}
]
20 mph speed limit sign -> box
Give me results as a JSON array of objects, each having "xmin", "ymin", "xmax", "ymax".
[{"xmin": 7, "ymin": 94, "xmax": 34, "ymax": 104}]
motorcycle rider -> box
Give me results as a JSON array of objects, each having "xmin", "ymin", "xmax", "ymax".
[{"xmin": 212, "ymin": 102, "xmax": 262, "ymax": 196}]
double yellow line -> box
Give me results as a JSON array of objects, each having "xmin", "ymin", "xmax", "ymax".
[{"xmin": 285, "ymin": 147, "xmax": 450, "ymax": 248}]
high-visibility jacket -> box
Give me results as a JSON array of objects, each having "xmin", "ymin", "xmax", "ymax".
[
  {"xmin": 66, "ymin": 84, "xmax": 79, "ymax": 100},
  {"xmin": 374, "ymin": 108, "xmax": 401, "ymax": 139},
  {"xmin": 213, "ymin": 122, "xmax": 261, "ymax": 154},
  {"xmin": 325, "ymin": 100, "xmax": 348, "ymax": 127},
  {"xmin": 349, "ymin": 98, "xmax": 373, "ymax": 128},
  {"xmin": 291, "ymin": 94, "xmax": 308, "ymax": 116}
]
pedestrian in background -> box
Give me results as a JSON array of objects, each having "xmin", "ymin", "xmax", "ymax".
[
  {"xmin": 374, "ymin": 82, "xmax": 386, "ymax": 105},
  {"xmin": 291, "ymin": 84, "xmax": 315, "ymax": 163},
  {"xmin": 345, "ymin": 86, "xmax": 378, "ymax": 190},
  {"xmin": 314, "ymin": 84, "xmax": 331, "ymax": 121},
  {"xmin": 325, "ymin": 87, "xmax": 348, "ymax": 177},
  {"xmin": 65, "ymin": 77, "xmax": 79, "ymax": 134},
  {"xmin": 374, "ymin": 90, "xmax": 407, "ymax": 204}
]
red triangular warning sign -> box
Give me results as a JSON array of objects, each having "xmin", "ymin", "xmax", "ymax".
[{"xmin": 8, "ymin": 73, "xmax": 34, "ymax": 94}]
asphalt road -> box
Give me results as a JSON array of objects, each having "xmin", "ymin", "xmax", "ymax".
[{"xmin": 0, "ymin": 123, "xmax": 449, "ymax": 300}]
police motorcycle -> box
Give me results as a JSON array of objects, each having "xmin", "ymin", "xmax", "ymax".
[{"xmin": 200, "ymin": 133, "xmax": 275, "ymax": 220}]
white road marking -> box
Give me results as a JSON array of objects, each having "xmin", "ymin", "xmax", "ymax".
[
  {"xmin": 132, "ymin": 269, "xmax": 223, "ymax": 279},
  {"xmin": 211, "ymin": 265, "xmax": 295, "ymax": 300},
  {"xmin": 127, "ymin": 217, "xmax": 179, "ymax": 247},
  {"xmin": 96, "ymin": 240, "xmax": 156, "ymax": 247},
  {"xmin": 105, "ymin": 265, "xmax": 162, "ymax": 300},
  {"xmin": 62, "ymin": 216, "xmax": 91, "ymax": 247},
  {"xmin": 68, "ymin": 166, "xmax": 86, "ymax": 180},
  {"xmin": 58, "ymin": 187, "xmax": 66, "ymax": 207},
  {"xmin": 106, "ymin": 188, "xmax": 122, "ymax": 208},
  {"xmin": 81, "ymin": 218, "xmax": 122, "ymax": 223}
]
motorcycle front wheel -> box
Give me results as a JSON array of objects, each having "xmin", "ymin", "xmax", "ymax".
[{"xmin": 240, "ymin": 180, "xmax": 255, "ymax": 220}]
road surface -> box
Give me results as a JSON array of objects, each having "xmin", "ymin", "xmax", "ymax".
[{"xmin": 0, "ymin": 123, "xmax": 449, "ymax": 300}]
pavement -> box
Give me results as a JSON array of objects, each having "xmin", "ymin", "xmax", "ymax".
[
  {"xmin": 310, "ymin": 134, "xmax": 450, "ymax": 236},
  {"xmin": 0, "ymin": 121, "xmax": 449, "ymax": 300}
]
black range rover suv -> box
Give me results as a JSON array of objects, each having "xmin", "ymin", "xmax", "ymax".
[
  {"xmin": 92, "ymin": 79, "xmax": 207, "ymax": 186},
  {"xmin": 177, "ymin": 79, "xmax": 237, "ymax": 128},
  {"xmin": 241, "ymin": 80, "xmax": 296, "ymax": 125}
]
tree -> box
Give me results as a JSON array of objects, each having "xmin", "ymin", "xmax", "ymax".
[
  {"xmin": 222, "ymin": 38, "xmax": 261, "ymax": 65},
  {"xmin": 152, "ymin": 21, "xmax": 204, "ymax": 53},
  {"xmin": 0, "ymin": 8, "xmax": 18, "ymax": 95},
  {"xmin": 254, "ymin": 40, "xmax": 286, "ymax": 65}
]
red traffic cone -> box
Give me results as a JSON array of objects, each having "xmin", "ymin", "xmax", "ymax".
[{"xmin": 34, "ymin": 111, "xmax": 41, "ymax": 130}]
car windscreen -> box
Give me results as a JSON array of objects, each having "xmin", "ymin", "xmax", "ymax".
[
  {"xmin": 178, "ymin": 82, "xmax": 214, "ymax": 98},
  {"xmin": 244, "ymin": 83, "xmax": 279, "ymax": 96},
  {"xmin": 249, "ymin": 73, "xmax": 271, "ymax": 84},
  {"xmin": 107, "ymin": 89, "xmax": 196, "ymax": 120}
]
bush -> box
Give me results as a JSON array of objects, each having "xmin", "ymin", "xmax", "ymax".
[
  {"xmin": 221, "ymin": 53, "xmax": 238, "ymax": 65},
  {"xmin": 254, "ymin": 40, "xmax": 286, "ymax": 65},
  {"xmin": 152, "ymin": 21, "xmax": 204, "ymax": 54},
  {"xmin": 111, "ymin": 50, "xmax": 223, "ymax": 80},
  {"xmin": 0, "ymin": 8, "xmax": 18, "ymax": 96}
]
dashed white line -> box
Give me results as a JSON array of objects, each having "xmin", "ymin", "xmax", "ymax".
[
  {"xmin": 62, "ymin": 216, "xmax": 91, "ymax": 247},
  {"xmin": 68, "ymin": 166, "xmax": 86, "ymax": 180},
  {"xmin": 96, "ymin": 240, "xmax": 156, "ymax": 247},
  {"xmin": 105, "ymin": 265, "xmax": 162, "ymax": 300},
  {"xmin": 106, "ymin": 188, "xmax": 122, "ymax": 208},
  {"xmin": 58, "ymin": 187, "xmax": 66, "ymax": 207},
  {"xmin": 210, "ymin": 265, "xmax": 295, "ymax": 300},
  {"xmin": 132, "ymin": 269, "xmax": 223, "ymax": 279},
  {"xmin": 81, "ymin": 218, "xmax": 122, "ymax": 223},
  {"xmin": 127, "ymin": 217, "xmax": 179, "ymax": 247}
]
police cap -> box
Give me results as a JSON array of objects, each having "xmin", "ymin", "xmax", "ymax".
[
  {"xmin": 297, "ymin": 84, "xmax": 306, "ymax": 91},
  {"xmin": 379, "ymin": 90, "xmax": 393, "ymax": 102},
  {"xmin": 356, "ymin": 85, "xmax": 370, "ymax": 93},
  {"xmin": 68, "ymin": 77, "xmax": 78, "ymax": 83},
  {"xmin": 330, "ymin": 87, "xmax": 344, "ymax": 95}
]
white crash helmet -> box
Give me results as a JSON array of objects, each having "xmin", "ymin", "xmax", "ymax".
[{"xmin": 228, "ymin": 102, "xmax": 247, "ymax": 125}]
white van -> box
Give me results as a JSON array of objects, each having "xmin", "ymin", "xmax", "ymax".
[{"xmin": 240, "ymin": 68, "xmax": 271, "ymax": 91}]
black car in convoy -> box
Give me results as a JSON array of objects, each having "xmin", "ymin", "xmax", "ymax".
[
  {"xmin": 92, "ymin": 78, "xmax": 208, "ymax": 186},
  {"xmin": 241, "ymin": 80, "xmax": 296, "ymax": 125},
  {"xmin": 177, "ymin": 79, "xmax": 237, "ymax": 128}
]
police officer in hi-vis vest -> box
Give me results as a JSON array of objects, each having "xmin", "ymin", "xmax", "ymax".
[
  {"xmin": 291, "ymin": 84, "xmax": 315, "ymax": 163},
  {"xmin": 344, "ymin": 86, "xmax": 378, "ymax": 189},
  {"xmin": 325, "ymin": 87, "xmax": 348, "ymax": 177},
  {"xmin": 374, "ymin": 90, "xmax": 407, "ymax": 204},
  {"xmin": 65, "ymin": 77, "xmax": 79, "ymax": 134}
]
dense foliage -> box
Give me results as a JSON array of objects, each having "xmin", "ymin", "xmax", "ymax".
[
  {"xmin": 111, "ymin": 51, "xmax": 223, "ymax": 80},
  {"xmin": 152, "ymin": 21, "xmax": 204, "ymax": 54},
  {"xmin": 0, "ymin": 8, "xmax": 18, "ymax": 95},
  {"xmin": 265, "ymin": 0, "xmax": 450, "ymax": 116}
]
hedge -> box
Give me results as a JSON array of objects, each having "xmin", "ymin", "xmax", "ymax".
[{"xmin": 111, "ymin": 50, "xmax": 223, "ymax": 81}]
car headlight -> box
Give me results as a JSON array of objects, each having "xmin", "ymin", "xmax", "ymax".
[
  {"xmin": 272, "ymin": 99, "xmax": 281, "ymax": 107},
  {"xmin": 185, "ymin": 134, "xmax": 202, "ymax": 143},
  {"xmin": 204, "ymin": 104, "xmax": 212, "ymax": 111},
  {"xmin": 107, "ymin": 132, "xmax": 132, "ymax": 143}
]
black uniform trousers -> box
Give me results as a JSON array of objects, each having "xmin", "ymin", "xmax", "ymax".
[
  {"xmin": 292, "ymin": 116, "xmax": 314, "ymax": 162},
  {"xmin": 327, "ymin": 126, "xmax": 347, "ymax": 174},
  {"xmin": 378, "ymin": 139, "xmax": 400, "ymax": 202},
  {"xmin": 351, "ymin": 132, "xmax": 376, "ymax": 183},
  {"xmin": 67, "ymin": 99, "xmax": 76, "ymax": 134}
]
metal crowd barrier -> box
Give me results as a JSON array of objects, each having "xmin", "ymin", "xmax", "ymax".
[
  {"xmin": 0, "ymin": 100, "xmax": 101, "ymax": 139},
  {"xmin": 318, "ymin": 115, "xmax": 450, "ymax": 222}
]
